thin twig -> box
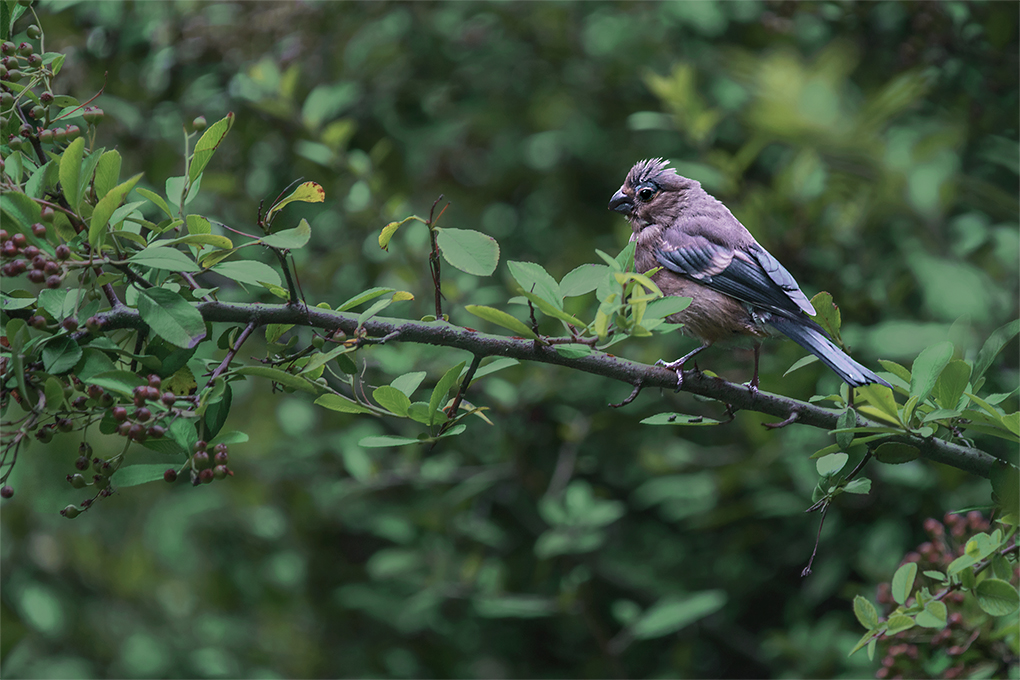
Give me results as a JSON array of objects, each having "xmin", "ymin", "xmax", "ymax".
[
  {"xmin": 209, "ymin": 322, "xmax": 256, "ymax": 381},
  {"xmin": 763, "ymin": 410, "xmax": 800, "ymax": 429},
  {"xmin": 609, "ymin": 382, "xmax": 643, "ymax": 408},
  {"xmin": 802, "ymin": 501, "xmax": 830, "ymax": 577}
]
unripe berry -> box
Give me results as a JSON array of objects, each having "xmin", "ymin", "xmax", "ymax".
[
  {"xmin": 26, "ymin": 26, "xmax": 41, "ymax": 40},
  {"xmin": 213, "ymin": 465, "xmax": 229, "ymax": 480},
  {"xmin": 35, "ymin": 425, "xmax": 53, "ymax": 442},
  {"xmin": 39, "ymin": 93, "xmax": 53, "ymax": 105},
  {"xmin": 56, "ymin": 417, "xmax": 73, "ymax": 432},
  {"xmin": 192, "ymin": 450, "xmax": 210, "ymax": 469},
  {"xmin": 194, "ymin": 440, "xmax": 207, "ymax": 452},
  {"xmin": 192, "ymin": 116, "xmax": 207, "ymax": 131},
  {"xmin": 26, "ymin": 54, "xmax": 41, "ymax": 68},
  {"xmin": 85, "ymin": 317, "xmax": 102, "ymax": 333},
  {"xmin": 199, "ymin": 468, "xmax": 214, "ymax": 484},
  {"xmin": 67, "ymin": 473, "xmax": 87, "ymax": 488},
  {"xmin": 0, "ymin": 42, "xmax": 14, "ymax": 55},
  {"xmin": 40, "ymin": 206, "xmax": 54, "ymax": 222},
  {"xmin": 5, "ymin": 69, "xmax": 22, "ymax": 82},
  {"xmin": 17, "ymin": 43, "xmax": 32, "ymax": 57},
  {"xmin": 61, "ymin": 505, "xmax": 80, "ymax": 518},
  {"xmin": 214, "ymin": 449, "xmax": 228, "ymax": 465},
  {"xmin": 65, "ymin": 124, "xmax": 81, "ymax": 141},
  {"xmin": 29, "ymin": 105, "xmax": 44, "ymax": 119}
]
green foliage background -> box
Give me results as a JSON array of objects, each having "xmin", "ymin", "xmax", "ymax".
[{"xmin": 2, "ymin": 2, "xmax": 1017, "ymax": 678}]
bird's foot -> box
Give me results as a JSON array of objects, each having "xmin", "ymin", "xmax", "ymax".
[
  {"xmin": 655, "ymin": 357, "xmax": 687, "ymax": 392},
  {"xmin": 745, "ymin": 375, "xmax": 759, "ymax": 398}
]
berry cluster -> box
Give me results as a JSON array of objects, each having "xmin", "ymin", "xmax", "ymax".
[
  {"xmin": 874, "ymin": 512, "xmax": 1019, "ymax": 679},
  {"xmin": 0, "ymin": 211, "xmax": 69, "ymax": 288},
  {"xmin": 181, "ymin": 439, "xmax": 233, "ymax": 486},
  {"xmin": 1, "ymin": 17, "xmax": 99, "ymax": 155}
]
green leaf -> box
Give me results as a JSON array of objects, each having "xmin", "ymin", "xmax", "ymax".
[
  {"xmin": 809, "ymin": 291, "xmax": 842, "ymax": 344},
  {"xmin": 856, "ymin": 384, "xmax": 902, "ymax": 425},
  {"xmin": 843, "ymin": 478, "xmax": 872, "ymax": 495},
  {"xmin": 111, "ymin": 464, "xmax": 173, "ymax": 488},
  {"xmin": 390, "ymin": 371, "xmax": 427, "ymax": 398},
  {"xmin": 507, "ymin": 261, "xmax": 561, "ymax": 307},
  {"xmin": 555, "ymin": 344, "xmax": 594, "ymax": 359},
  {"xmin": 474, "ymin": 595, "xmax": 556, "ymax": 619},
  {"xmin": 429, "ymin": 361, "xmax": 466, "ymax": 425},
  {"xmin": 188, "ymin": 112, "xmax": 234, "ymax": 183},
  {"xmin": 974, "ymin": 578, "xmax": 1020, "ymax": 616},
  {"xmin": 41, "ymin": 336, "xmax": 82, "ymax": 375},
  {"xmin": 162, "ymin": 234, "xmax": 234, "ymax": 250},
  {"xmin": 640, "ymin": 413, "xmax": 722, "ymax": 426},
  {"xmin": 0, "ymin": 191, "xmax": 40, "ymax": 231},
  {"xmin": 885, "ymin": 614, "xmax": 916, "ymax": 635},
  {"xmin": 314, "ymin": 393, "xmax": 372, "ymax": 414},
  {"xmin": 643, "ymin": 295, "xmax": 691, "ymax": 320},
  {"xmin": 210, "ymin": 260, "xmax": 282, "ymax": 288},
  {"xmin": 266, "ymin": 181, "xmax": 325, "ymax": 220},
  {"xmin": 208, "ymin": 431, "xmax": 248, "ymax": 447},
  {"xmin": 836, "ymin": 409, "xmax": 855, "ymax": 450},
  {"xmin": 185, "ymin": 214, "xmax": 211, "ymax": 235},
  {"xmin": 914, "ymin": 600, "xmax": 948, "ymax": 629},
  {"xmin": 467, "ymin": 358, "xmax": 519, "ymax": 383},
  {"xmin": 136, "ymin": 187, "xmax": 173, "ymax": 219},
  {"xmin": 990, "ymin": 462, "xmax": 1020, "ymax": 517},
  {"xmin": 373, "ymin": 385, "xmax": 411, "ymax": 416},
  {"xmin": 336, "ymin": 287, "xmax": 395, "ymax": 312},
  {"xmin": 910, "ymin": 341, "xmax": 954, "ymax": 404},
  {"xmin": 519, "ymin": 290, "xmax": 587, "ymax": 328},
  {"xmin": 873, "ymin": 442, "xmax": 920, "ymax": 464},
  {"xmin": 816, "ymin": 453, "xmax": 848, "ymax": 477},
  {"xmin": 878, "ymin": 359, "xmax": 912, "ymax": 385},
  {"xmin": 891, "ymin": 562, "xmax": 918, "ymax": 605},
  {"xmin": 260, "ymin": 218, "xmax": 312, "ymax": 249},
  {"xmin": 236, "ymin": 366, "xmax": 323, "ymax": 394},
  {"xmin": 137, "ymin": 288, "xmax": 207, "ymax": 349},
  {"xmin": 93, "ymin": 149, "xmax": 122, "ymax": 201},
  {"xmin": 359, "ymin": 434, "xmax": 422, "ymax": 448},
  {"xmin": 435, "ymin": 227, "xmax": 500, "ymax": 276},
  {"xmin": 128, "ymin": 245, "xmax": 201, "ymax": 272},
  {"xmin": 59, "ymin": 137, "xmax": 85, "ymax": 209},
  {"xmin": 629, "ymin": 591, "xmax": 727, "ymax": 640},
  {"xmin": 560, "ymin": 264, "xmax": 611, "ymax": 297},
  {"xmin": 84, "ymin": 370, "xmax": 147, "ymax": 398},
  {"xmin": 853, "ymin": 595, "xmax": 879, "ymax": 629},
  {"xmin": 973, "ymin": 319, "xmax": 1020, "ymax": 384},
  {"xmin": 464, "ymin": 305, "xmax": 538, "ymax": 339},
  {"xmin": 933, "ymin": 360, "xmax": 972, "ymax": 410},
  {"xmin": 89, "ymin": 173, "xmax": 144, "ymax": 248}
]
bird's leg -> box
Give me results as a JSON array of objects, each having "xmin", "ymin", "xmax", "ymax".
[
  {"xmin": 747, "ymin": 342, "xmax": 762, "ymax": 397},
  {"xmin": 656, "ymin": 343, "xmax": 710, "ymax": 392}
]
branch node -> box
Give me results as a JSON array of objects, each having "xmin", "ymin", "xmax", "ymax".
[{"xmin": 763, "ymin": 410, "xmax": 800, "ymax": 430}]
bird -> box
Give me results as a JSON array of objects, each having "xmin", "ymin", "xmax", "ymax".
[{"xmin": 608, "ymin": 158, "xmax": 890, "ymax": 393}]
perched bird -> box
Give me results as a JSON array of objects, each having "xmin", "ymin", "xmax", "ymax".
[{"xmin": 608, "ymin": 158, "xmax": 890, "ymax": 392}]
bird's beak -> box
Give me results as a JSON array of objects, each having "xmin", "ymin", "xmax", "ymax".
[{"xmin": 608, "ymin": 189, "xmax": 633, "ymax": 214}]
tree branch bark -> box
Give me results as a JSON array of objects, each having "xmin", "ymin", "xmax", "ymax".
[{"xmin": 88, "ymin": 301, "xmax": 1001, "ymax": 478}]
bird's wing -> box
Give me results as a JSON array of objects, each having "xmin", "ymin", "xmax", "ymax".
[{"xmin": 654, "ymin": 234, "xmax": 816, "ymax": 317}]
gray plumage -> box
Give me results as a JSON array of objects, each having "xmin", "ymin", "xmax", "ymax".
[{"xmin": 608, "ymin": 158, "xmax": 890, "ymax": 389}]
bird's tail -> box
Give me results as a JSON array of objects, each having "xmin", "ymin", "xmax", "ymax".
[{"xmin": 767, "ymin": 316, "xmax": 891, "ymax": 388}]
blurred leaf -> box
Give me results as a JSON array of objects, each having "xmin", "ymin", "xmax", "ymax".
[
  {"xmin": 914, "ymin": 600, "xmax": 948, "ymax": 629},
  {"xmin": 629, "ymin": 591, "xmax": 727, "ymax": 640},
  {"xmin": 430, "ymin": 361, "xmax": 466, "ymax": 425},
  {"xmin": 641, "ymin": 413, "xmax": 723, "ymax": 426},
  {"xmin": 816, "ymin": 453, "xmax": 848, "ymax": 477},
  {"xmin": 809, "ymin": 291, "xmax": 842, "ymax": 344},
  {"xmin": 112, "ymin": 464, "xmax": 172, "ymax": 488},
  {"xmin": 435, "ymin": 228, "xmax": 499, "ymax": 276},
  {"xmin": 314, "ymin": 393, "xmax": 372, "ymax": 414},
  {"xmin": 235, "ymin": 366, "xmax": 322, "ymax": 394},
  {"xmin": 973, "ymin": 319, "xmax": 1020, "ymax": 384},
  {"xmin": 873, "ymin": 442, "xmax": 920, "ymax": 465}
]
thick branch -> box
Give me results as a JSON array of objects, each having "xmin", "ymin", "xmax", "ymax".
[{"xmin": 88, "ymin": 301, "xmax": 1001, "ymax": 478}]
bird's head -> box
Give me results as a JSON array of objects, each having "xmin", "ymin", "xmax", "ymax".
[{"xmin": 608, "ymin": 158, "xmax": 700, "ymax": 231}]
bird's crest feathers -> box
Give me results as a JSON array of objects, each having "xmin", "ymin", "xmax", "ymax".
[{"xmin": 626, "ymin": 158, "xmax": 694, "ymax": 192}]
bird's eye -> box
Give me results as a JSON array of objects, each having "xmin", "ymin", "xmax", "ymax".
[{"xmin": 637, "ymin": 187, "xmax": 655, "ymax": 201}]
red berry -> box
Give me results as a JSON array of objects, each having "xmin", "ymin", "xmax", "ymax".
[
  {"xmin": 194, "ymin": 440, "xmax": 207, "ymax": 452},
  {"xmin": 147, "ymin": 425, "xmax": 165, "ymax": 439},
  {"xmin": 163, "ymin": 469, "xmax": 177, "ymax": 483},
  {"xmin": 11, "ymin": 232, "xmax": 27, "ymax": 248},
  {"xmin": 61, "ymin": 317, "xmax": 77, "ymax": 332},
  {"xmin": 30, "ymin": 254, "xmax": 45, "ymax": 269},
  {"xmin": 199, "ymin": 468, "xmax": 214, "ymax": 484},
  {"xmin": 213, "ymin": 465, "xmax": 229, "ymax": 480},
  {"xmin": 112, "ymin": 406, "xmax": 128, "ymax": 421},
  {"xmin": 31, "ymin": 222, "xmax": 47, "ymax": 237},
  {"xmin": 147, "ymin": 374, "xmax": 161, "ymax": 389},
  {"xmin": 145, "ymin": 386, "xmax": 160, "ymax": 401},
  {"xmin": 2, "ymin": 240, "xmax": 17, "ymax": 257},
  {"xmin": 192, "ymin": 450, "xmax": 210, "ymax": 469},
  {"xmin": 134, "ymin": 407, "xmax": 151, "ymax": 422},
  {"xmin": 128, "ymin": 423, "xmax": 146, "ymax": 442},
  {"xmin": 214, "ymin": 450, "xmax": 228, "ymax": 465},
  {"xmin": 27, "ymin": 269, "xmax": 44, "ymax": 283},
  {"xmin": 43, "ymin": 260, "xmax": 59, "ymax": 274},
  {"xmin": 117, "ymin": 421, "xmax": 132, "ymax": 436},
  {"xmin": 29, "ymin": 315, "xmax": 46, "ymax": 329},
  {"xmin": 45, "ymin": 274, "xmax": 61, "ymax": 288},
  {"xmin": 160, "ymin": 392, "xmax": 176, "ymax": 406},
  {"xmin": 22, "ymin": 245, "xmax": 38, "ymax": 258},
  {"xmin": 0, "ymin": 485, "xmax": 13, "ymax": 498},
  {"xmin": 54, "ymin": 244, "xmax": 70, "ymax": 260}
]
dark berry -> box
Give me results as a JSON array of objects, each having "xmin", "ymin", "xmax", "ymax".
[
  {"xmin": 43, "ymin": 260, "xmax": 58, "ymax": 274},
  {"xmin": 128, "ymin": 423, "xmax": 146, "ymax": 442},
  {"xmin": 12, "ymin": 232, "xmax": 27, "ymax": 248},
  {"xmin": 8, "ymin": 259, "xmax": 25, "ymax": 274},
  {"xmin": 147, "ymin": 425, "xmax": 165, "ymax": 439},
  {"xmin": 163, "ymin": 469, "xmax": 177, "ymax": 483},
  {"xmin": 2, "ymin": 240, "xmax": 17, "ymax": 257},
  {"xmin": 26, "ymin": 269, "xmax": 44, "ymax": 283},
  {"xmin": 45, "ymin": 274, "xmax": 61, "ymax": 289},
  {"xmin": 35, "ymin": 426, "xmax": 53, "ymax": 442},
  {"xmin": 22, "ymin": 245, "xmax": 38, "ymax": 258},
  {"xmin": 71, "ymin": 395, "xmax": 87, "ymax": 409},
  {"xmin": 39, "ymin": 92, "xmax": 52, "ymax": 104},
  {"xmin": 145, "ymin": 386, "xmax": 160, "ymax": 401},
  {"xmin": 214, "ymin": 450, "xmax": 228, "ymax": 465},
  {"xmin": 87, "ymin": 384, "xmax": 103, "ymax": 399},
  {"xmin": 147, "ymin": 374, "xmax": 161, "ymax": 389},
  {"xmin": 0, "ymin": 229, "xmax": 7, "ymax": 240},
  {"xmin": 0, "ymin": 485, "xmax": 13, "ymax": 498},
  {"xmin": 134, "ymin": 407, "xmax": 151, "ymax": 422},
  {"xmin": 75, "ymin": 455, "xmax": 89, "ymax": 470},
  {"xmin": 61, "ymin": 317, "xmax": 77, "ymax": 332},
  {"xmin": 30, "ymin": 254, "xmax": 46, "ymax": 269},
  {"xmin": 111, "ymin": 406, "xmax": 128, "ymax": 421},
  {"xmin": 117, "ymin": 421, "xmax": 132, "ymax": 436},
  {"xmin": 54, "ymin": 244, "xmax": 70, "ymax": 260},
  {"xmin": 160, "ymin": 391, "xmax": 176, "ymax": 406},
  {"xmin": 199, "ymin": 468, "xmax": 214, "ymax": 484},
  {"xmin": 31, "ymin": 222, "xmax": 47, "ymax": 237},
  {"xmin": 56, "ymin": 417, "xmax": 72, "ymax": 432},
  {"xmin": 193, "ymin": 450, "xmax": 210, "ymax": 469},
  {"xmin": 29, "ymin": 315, "xmax": 46, "ymax": 329}
]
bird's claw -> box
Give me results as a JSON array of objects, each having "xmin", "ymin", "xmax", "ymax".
[{"xmin": 656, "ymin": 358, "xmax": 686, "ymax": 392}]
